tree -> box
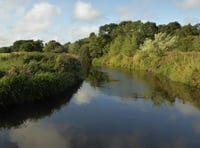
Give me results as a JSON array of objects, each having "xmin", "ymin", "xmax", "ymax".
[
  {"xmin": 99, "ymin": 23, "xmax": 118, "ymax": 37},
  {"xmin": 19, "ymin": 41, "xmax": 34, "ymax": 52},
  {"xmin": 142, "ymin": 22, "xmax": 158, "ymax": 39},
  {"xmin": 178, "ymin": 24, "xmax": 199, "ymax": 37},
  {"xmin": 43, "ymin": 40, "xmax": 66, "ymax": 53},
  {"xmin": 63, "ymin": 42, "xmax": 71, "ymax": 53},
  {"xmin": 177, "ymin": 36, "xmax": 200, "ymax": 52},
  {"xmin": 158, "ymin": 22, "xmax": 181, "ymax": 35},
  {"xmin": 88, "ymin": 33, "xmax": 103, "ymax": 58},
  {"xmin": 12, "ymin": 40, "xmax": 24, "ymax": 52},
  {"xmin": 34, "ymin": 40, "xmax": 44, "ymax": 52},
  {"xmin": 0, "ymin": 47, "xmax": 11, "ymax": 53},
  {"xmin": 11, "ymin": 40, "xmax": 43, "ymax": 52},
  {"xmin": 109, "ymin": 35, "xmax": 124, "ymax": 55}
]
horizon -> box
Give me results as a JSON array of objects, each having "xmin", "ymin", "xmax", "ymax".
[{"xmin": 0, "ymin": 0, "xmax": 199, "ymax": 47}]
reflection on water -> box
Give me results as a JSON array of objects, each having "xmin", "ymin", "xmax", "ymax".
[
  {"xmin": 96, "ymin": 68, "xmax": 200, "ymax": 109},
  {"xmin": 10, "ymin": 122, "xmax": 69, "ymax": 148},
  {"xmin": 175, "ymin": 101, "xmax": 200, "ymax": 116},
  {"xmin": 73, "ymin": 83, "xmax": 96, "ymax": 105},
  {"xmin": 0, "ymin": 82, "xmax": 82, "ymax": 129},
  {"xmin": 0, "ymin": 68, "xmax": 200, "ymax": 148}
]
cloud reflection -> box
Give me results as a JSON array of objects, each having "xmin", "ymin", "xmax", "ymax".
[
  {"xmin": 8, "ymin": 120, "xmax": 192, "ymax": 148},
  {"xmin": 192, "ymin": 121, "xmax": 200, "ymax": 134},
  {"xmin": 175, "ymin": 101, "xmax": 200, "ymax": 116},
  {"xmin": 10, "ymin": 122, "xmax": 69, "ymax": 148},
  {"xmin": 73, "ymin": 83, "xmax": 96, "ymax": 105}
]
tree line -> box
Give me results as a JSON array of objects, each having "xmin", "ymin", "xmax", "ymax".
[
  {"xmin": 1, "ymin": 20, "xmax": 200, "ymax": 63},
  {"xmin": 0, "ymin": 40, "xmax": 68, "ymax": 53},
  {"xmin": 66, "ymin": 21, "xmax": 200, "ymax": 63},
  {"xmin": 0, "ymin": 20, "xmax": 200, "ymax": 92}
]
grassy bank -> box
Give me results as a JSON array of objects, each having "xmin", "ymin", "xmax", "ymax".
[
  {"xmin": 93, "ymin": 51, "xmax": 200, "ymax": 88},
  {"xmin": 0, "ymin": 52, "xmax": 84, "ymax": 106}
]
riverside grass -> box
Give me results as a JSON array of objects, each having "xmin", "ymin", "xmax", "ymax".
[
  {"xmin": 0, "ymin": 52, "xmax": 84, "ymax": 106},
  {"xmin": 93, "ymin": 51, "xmax": 200, "ymax": 89}
]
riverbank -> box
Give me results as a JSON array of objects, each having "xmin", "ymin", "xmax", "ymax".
[
  {"xmin": 0, "ymin": 52, "xmax": 85, "ymax": 106},
  {"xmin": 93, "ymin": 51, "xmax": 200, "ymax": 89}
]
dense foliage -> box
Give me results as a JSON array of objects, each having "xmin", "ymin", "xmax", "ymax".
[
  {"xmin": 66, "ymin": 20, "xmax": 200, "ymax": 88},
  {"xmin": 0, "ymin": 52, "xmax": 84, "ymax": 106},
  {"xmin": 0, "ymin": 40, "xmax": 67, "ymax": 53},
  {"xmin": 0, "ymin": 20, "xmax": 200, "ymax": 88},
  {"xmin": 67, "ymin": 21, "xmax": 200, "ymax": 58}
]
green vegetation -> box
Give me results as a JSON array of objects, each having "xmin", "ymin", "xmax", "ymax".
[
  {"xmin": 0, "ymin": 20, "xmax": 199, "ymax": 104},
  {"xmin": 43, "ymin": 40, "xmax": 67, "ymax": 53},
  {"xmin": 0, "ymin": 83, "xmax": 81, "ymax": 129},
  {"xmin": 0, "ymin": 52, "xmax": 84, "ymax": 106},
  {"xmin": 0, "ymin": 39, "xmax": 67, "ymax": 53},
  {"xmin": 129, "ymin": 69, "xmax": 200, "ymax": 109},
  {"xmin": 66, "ymin": 20, "xmax": 200, "ymax": 88}
]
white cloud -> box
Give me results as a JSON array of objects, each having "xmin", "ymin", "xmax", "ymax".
[
  {"xmin": 25, "ymin": 2, "xmax": 61, "ymax": 21},
  {"xmin": 67, "ymin": 25, "xmax": 99, "ymax": 41},
  {"xmin": 74, "ymin": 0, "xmax": 100, "ymax": 21},
  {"xmin": 0, "ymin": 0, "xmax": 28, "ymax": 19},
  {"xmin": 12, "ymin": 2, "xmax": 61, "ymax": 33},
  {"xmin": 0, "ymin": 35, "xmax": 12, "ymax": 47},
  {"xmin": 12, "ymin": 21, "xmax": 50, "ymax": 33},
  {"xmin": 180, "ymin": 0, "xmax": 200, "ymax": 9},
  {"xmin": 73, "ymin": 83, "xmax": 97, "ymax": 105}
]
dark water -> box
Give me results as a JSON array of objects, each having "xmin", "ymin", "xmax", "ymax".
[{"xmin": 0, "ymin": 68, "xmax": 200, "ymax": 148}]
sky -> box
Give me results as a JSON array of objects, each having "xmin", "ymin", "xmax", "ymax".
[{"xmin": 0, "ymin": 0, "xmax": 199, "ymax": 47}]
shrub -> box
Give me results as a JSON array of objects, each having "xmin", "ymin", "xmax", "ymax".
[{"xmin": 0, "ymin": 53, "xmax": 84, "ymax": 106}]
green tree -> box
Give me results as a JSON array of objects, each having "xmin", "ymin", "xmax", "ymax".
[
  {"xmin": 11, "ymin": 40, "xmax": 43, "ymax": 52},
  {"xmin": 99, "ymin": 23, "xmax": 118, "ymax": 37},
  {"xmin": 88, "ymin": 33, "xmax": 103, "ymax": 58},
  {"xmin": 158, "ymin": 22, "xmax": 181, "ymax": 35},
  {"xmin": 142, "ymin": 22, "xmax": 158, "ymax": 39},
  {"xmin": 43, "ymin": 40, "xmax": 66, "ymax": 53},
  {"xmin": 0, "ymin": 47, "xmax": 11, "ymax": 53},
  {"xmin": 63, "ymin": 42, "xmax": 71, "ymax": 53},
  {"xmin": 178, "ymin": 24, "xmax": 199, "ymax": 37}
]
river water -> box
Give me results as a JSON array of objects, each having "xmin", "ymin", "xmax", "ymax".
[{"xmin": 0, "ymin": 68, "xmax": 200, "ymax": 148}]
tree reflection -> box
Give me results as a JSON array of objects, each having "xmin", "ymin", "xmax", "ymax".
[
  {"xmin": 138, "ymin": 71, "xmax": 200, "ymax": 108},
  {"xmin": 127, "ymin": 70, "xmax": 200, "ymax": 108},
  {"xmin": 85, "ymin": 68, "xmax": 116, "ymax": 88},
  {"xmin": 87, "ymin": 68, "xmax": 200, "ymax": 110},
  {"xmin": 0, "ymin": 82, "xmax": 82, "ymax": 129}
]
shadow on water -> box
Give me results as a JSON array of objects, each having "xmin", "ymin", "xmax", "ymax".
[
  {"xmin": 87, "ymin": 67, "xmax": 200, "ymax": 109},
  {"xmin": 85, "ymin": 68, "xmax": 117, "ymax": 88},
  {"xmin": 131, "ymin": 70, "xmax": 200, "ymax": 108},
  {"xmin": 0, "ymin": 81, "xmax": 82, "ymax": 129},
  {"xmin": 1, "ymin": 68, "xmax": 200, "ymax": 148}
]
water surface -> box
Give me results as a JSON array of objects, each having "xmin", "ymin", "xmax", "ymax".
[{"xmin": 0, "ymin": 68, "xmax": 200, "ymax": 148}]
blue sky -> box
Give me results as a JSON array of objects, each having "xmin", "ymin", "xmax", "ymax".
[{"xmin": 0, "ymin": 0, "xmax": 199, "ymax": 46}]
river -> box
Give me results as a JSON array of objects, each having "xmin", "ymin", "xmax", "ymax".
[{"xmin": 0, "ymin": 68, "xmax": 200, "ymax": 148}]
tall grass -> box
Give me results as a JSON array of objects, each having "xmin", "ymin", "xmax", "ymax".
[
  {"xmin": 0, "ymin": 52, "xmax": 84, "ymax": 106},
  {"xmin": 93, "ymin": 51, "xmax": 200, "ymax": 88}
]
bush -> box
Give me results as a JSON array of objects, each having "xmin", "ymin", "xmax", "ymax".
[{"xmin": 0, "ymin": 53, "xmax": 84, "ymax": 106}]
